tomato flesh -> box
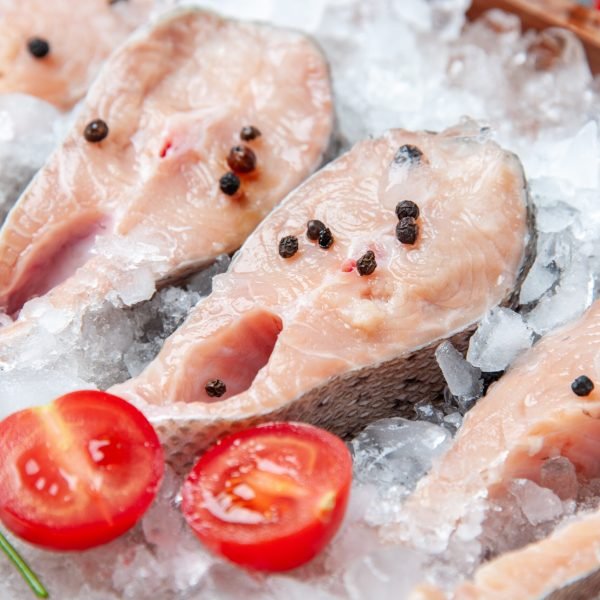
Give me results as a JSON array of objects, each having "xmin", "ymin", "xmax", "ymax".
[
  {"xmin": 181, "ymin": 422, "xmax": 352, "ymax": 571},
  {"xmin": 0, "ymin": 390, "xmax": 164, "ymax": 550}
]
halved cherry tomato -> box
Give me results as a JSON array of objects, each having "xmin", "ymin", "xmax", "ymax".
[
  {"xmin": 0, "ymin": 390, "xmax": 163, "ymax": 550},
  {"xmin": 181, "ymin": 422, "xmax": 352, "ymax": 571}
]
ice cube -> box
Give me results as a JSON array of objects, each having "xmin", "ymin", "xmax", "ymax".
[
  {"xmin": 435, "ymin": 341, "xmax": 483, "ymax": 399},
  {"xmin": 0, "ymin": 1, "xmax": 599, "ymax": 597},
  {"xmin": 123, "ymin": 341, "xmax": 161, "ymax": 378},
  {"xmin": 266, "ymin": 576, "xmax": 340, "ymax": 600},
  {"xmin": 321, "ymin": 485, "xmax": 382, "ymax": 572},
  {"xmin": 545, "ymin": 119, "xmax": 599, "ymax": 190},
  {"xmin": 519, "ymin": 253, "xmax": 558, "ymax": 306},
  {"xmin": 199, "ymin": 562, "xmax": 267, "ymax": 600},
  {"xmin": 414, "ymin": 399, "xmax": 446, "ymax": 425},
  {"xmin": 270, "ymin": 0, "xmax": 328, "ymax": 33},
  {"xmin": 509, "ymin": 479, "xmax": 564, "ymax": 526},
  {"xmin": 351, "ymin": 418, "xmax": 451, "ymax": 527},
  {"xmin": 525, "ymin": 258, "xmax": 594, "ymax": 334},
  {"xmin": 467, "ymin": 308, "xmax": 534, "ymax": 372},
  {"xmin": 442, "ymin": 411, "xmax": 463, "ymax": 433},
  {"xmin": 141, "ymin": 466, "xmax": 184, "ymax": 549},
  {"xmin": 0, "ymin": 368, "xmax": 93, "ymax": 420},
  {"xmin": 343, "ymin": 546, "xmax": 426, "ymax": 600},
  {"xmin": 351, "ymin": 418, "xmax": 452, "ymax": 489},
  {"xmin": 112, "ymin": 267, "xmax": 156, "ymax": 307}
]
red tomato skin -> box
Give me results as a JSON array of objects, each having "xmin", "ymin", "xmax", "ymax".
[
  {"xmin": 0, "ymin": 391, "xmax": 164, "ymax": 550},
  {"xmin": 0, "ymin": 490, "xmax": 161, "ymax": 551},
  {"xmin": 182, "ymin": 422, "xmax": 353, "ymax": 572}
]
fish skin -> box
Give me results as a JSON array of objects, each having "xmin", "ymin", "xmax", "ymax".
[
  {"xmin": 111, "ymin": 124, "xmax": 535, "ymax": 473},
  {"xmin": 0, "ymin": 9, "xmax": 334, "ymax": 321},
  {"xmin": 400, "ymin": 301, "xmax": 600, "ymax": 600},
  {"xmin": 0, "ymin": 0, "xmax": 155, "ymax": 110}
]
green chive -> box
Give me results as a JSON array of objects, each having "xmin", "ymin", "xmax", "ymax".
[{"xmin": 0, "ymin": 530, "xmax": 48, "ymax": 598}]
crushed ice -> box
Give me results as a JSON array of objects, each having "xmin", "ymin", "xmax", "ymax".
[
  {"xmin": 2, "ymin": 0, "xmax": 600, "ymax": 598},
  {"xmin": 351, "ymin": 418, "xmax": 452, "ymax": 526},
  {"xmin": 0, "ymin": 254, "xmax": 231, "ymax": 418},
  {"xmin": 0, "ymin": 94, "xmax": 70, "ymax": 223}
]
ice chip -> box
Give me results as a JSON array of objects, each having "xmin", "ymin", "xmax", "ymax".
[
  {"xmin": 0, "ymin": 368, "xmax": 94, "ymax": 420},
  {"xmin": 113, "ymin": 267, "xmax": 156, "ymax": 307},
  {"xmin": 322, "ymin": 486, "xmax": 382, "ymax": 572},
  {"xmin": 435, "ymin": 341, "xmax": 483, "ymax": 399},
  {"xmin": 519, "ymin": 255, "xmax": 557, "ymax": 305},
  {"xmin": 1, "ymin": 0, "xmax": 600, "ymax": 596},
  {"xmin": 267, "ymin": 576, "xmax": 340, "ymax": 600},
  {"xmin": 351, "ymin": 418, "xmax": 451, "ymax": 489},
  {"xmin": 351, "ymin": 418, "xmax": 451, "ymax": 526},
  {"xmin": 442, "ymin": 411, "xmax": 463, "ymax": 433},
  {"xmin": 509, "ymin": 479, "xmax": 564, "ymax": 526},
  {"xmin": 414, "ymin": 399, "xmax": 446, "ymax": 425},
  {"xmin": 344, "ymin": 546, "xmax": 426, "ymax": 600},
  {"xmin": 526, "ymin": 258, "xmax": 594, "ymax": 334},
  {"xmin": 271, "ymin": 0, "xmax": 328, "ymax": 33},
  {"xmin": 141, "ymin": 466, "xmax": 183, "ymax": 548},
  {"xmin": 467, "ymin": 308, "xmax": 534, "ymax": 372},
  {"xmin": 551, "ymin": 120, "xmax": 599, "ymax": 190}
]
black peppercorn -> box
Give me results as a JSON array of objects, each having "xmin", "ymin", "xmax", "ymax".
[
  {"xmin": 306, "ymin": 219, "xmax": 326, "ymax": 241},
  {"xmin": 84, "ymin": 119, "xmax": 109, "ymax": 143},
  {"xmin": 571, "ymin": 375, "xmax": 594, "ymax": 397},
  {"xmin": 318, "ymin": 227, "xmax": 334, "ymax": 249},
  {"xmin": 393, "ymin": 144, "xmax": 423, "ymax": 166},
  {"xmin": 27, "ymin": 37, "xmax": 50, "ymax": 58},
  {"xmin": 219, "ymin": 172, "xmax": 240, "ymax": 195},
  {"xmin": 395, "ymin": 200, "xmax": 420, "ymax": 220},
  {"xmin": 357, "ymin": 250, "xmax": 377, "ymax": 276},
  {"xmin": 396, "ymin": 217, "xmax": 418, "ymax": 245},
  {"xmin": 205, "ymin": 379, "xmax": 226, "ymax": 398},
  {"xmin": 279, "ymin": 235, "xmax": 299, "ymax": 258},
  {"xmin": 240, "ymin": 126, "xmax": 261, "ymax": 141},
  {"xmin": 227, "ymin": 145, "xmax": 257, "ymax": 173}
]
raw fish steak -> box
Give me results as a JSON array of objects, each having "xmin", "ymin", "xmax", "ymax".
[
  {"xmin": 398, "ymin": 301, "xmax": 600, "ymax": 600},
  {"xmin": 0, "ymin": 0, "xmax": 155, "ymax": 110},
  {"xmin": 112, "ymin": 124, "xmax": 535, "ymax": 471},
  {"xmin": 0, "ymin": 9, "xmax": 334, "ymax": 323}
]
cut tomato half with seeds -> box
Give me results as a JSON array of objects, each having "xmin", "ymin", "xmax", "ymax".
[
  {"xmin": 0, "ymin": 390, "xmax": 164, "ymax": 550},
  {"xmin": 181, "ymin": 422, "xmax": 352, "ymax": 571}
]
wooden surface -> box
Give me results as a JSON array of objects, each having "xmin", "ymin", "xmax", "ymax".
[{"xmin": 468, "ymin": 0, "xmax": 600, "ymax": 73}]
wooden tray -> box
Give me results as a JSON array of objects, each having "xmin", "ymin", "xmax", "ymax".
[{"xmin": 468, "ymin": 0, "xmax": 600, "ymax": 72}]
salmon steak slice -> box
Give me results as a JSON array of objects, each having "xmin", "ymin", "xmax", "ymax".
[
  {"xmin": 0, "ymin": 0, "xmax": 155, "ymax": 110},
  {"xmin": 111, "ymin": 124, "xmax": 535, "ymax": 471},
  {"xmin": 0, "ymin": 9, "xmax": 334, "ymax": 326},
  {"xmin": 395, "ymin": 301, "xmax": 600, "ymax": 599}
]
